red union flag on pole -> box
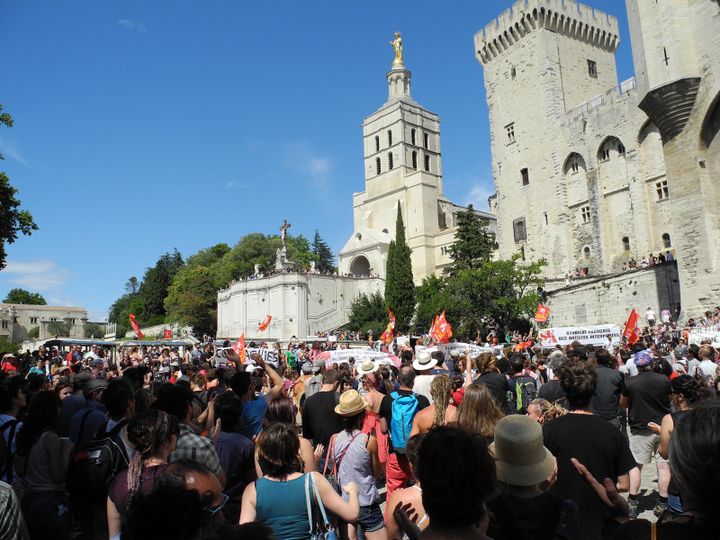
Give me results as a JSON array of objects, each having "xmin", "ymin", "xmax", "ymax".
[
  {"xmin": 432, "ymin": 310, "xmax": 453, "ymax": 343},
  {"xmin": 258, "ymin": 315, "xmax": 272, "ymax": 331},
  {"xmin": 379, "ymin": 308, "xmax": 396, "ymax": 344},
  {"xmin": 535, "ymin": 304, "xmax": 551, "ymax": 323},
  {"xmin": 233, "ymin": 334, "xmax": 246, "ymax": 363},
  {"xmin": 128, "ymin": 314, "xmax": 144, "ymax": 340},
  {"xmin": 623, "ymin": 309, "xmax": 640, "ymax": 345}
]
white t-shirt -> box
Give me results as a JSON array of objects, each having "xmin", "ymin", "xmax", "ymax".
[
  {"xmin": 646, "ymin": 310, "xmax": 656, "ymax": 322},
  {"xmin": 412, "ymin": 374, "xmax": 436, "ymax": 403}
]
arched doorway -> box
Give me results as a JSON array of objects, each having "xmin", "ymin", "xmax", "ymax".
[{"xmin": 350, "ymin": 256, "xmax": 371, "ymax": 277}]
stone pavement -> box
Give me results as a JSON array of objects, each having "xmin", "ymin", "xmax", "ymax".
[{"xmin": 632, "ymin": 458, "xmax": 662, "ymax": 522}]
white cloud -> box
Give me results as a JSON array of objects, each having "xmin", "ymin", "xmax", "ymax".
[
  {"xmin": 463, "ymin": 179, "xmax": 494, "ymax": 211},
  {"xmin": 117, "ymin": 18, "xmax": 147, "ymax": 33},
  {"xmin": 225, "ymin": 180, "xmax": 247, "ymax": 189},
  {"xmin": 282, "ymin": 142, "xmax": 334, "ymax": 194},
  {"xmin": 0, "ymin": 137, "xmax": 28, "ymax": 166},
  {"xmin": 2, "ymin": 259, "xmax": 71, "ymax": 291}
]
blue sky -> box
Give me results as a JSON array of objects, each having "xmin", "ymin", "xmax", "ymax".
[{"xmin": 0, "ymin": 0, "xmax": 635, "ymax": 318}]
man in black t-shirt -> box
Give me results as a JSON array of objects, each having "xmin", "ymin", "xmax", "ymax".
[
  {"xmin": 543, "ymin": 359, "xmax": 636, "ymax": 540},
  {"xmin": 620, "ymin": 350, "xmax": 671, "ymax": 518},
  {"xmin": 590, "ymin": 348, "xmax": 624, "ymax": 430},
  {"xmin": 538, "ymin": 350, "xmax": 566, "ymax": 405},
  {"xmin": 301, "ymin": 369, "xmax": 342, "ymax": 470}
]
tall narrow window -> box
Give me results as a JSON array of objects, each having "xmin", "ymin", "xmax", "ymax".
[
  {"xmin": 583, "ymin": 246, "xmax": 591, "ymax": 259},
  {"xmin": 424, "ymin": 154, "xmax": 430, "ymax": 172},
  {"xmin": 571, "ymin": 160, "xmax": 579, "ymax": 173},
  {"xmin": 656, "ymin": 179, "xmax": 669, "ymax": 200},
  {"xmin": 511, "ymin": 66, "xmax": 517, "ymax": 79},
  {"xmin": 375, "ymin": 136, "xmax": 380, "ymax": 152},
  {"xmin": 622, "ymin": 236, "xmax": 630, "ymax": 251},
  {"xmin": 513, "ymin": 218, "xmax": 527, "ymax": 243},
  {"xmin": 662, "ymin": 233, "xmax": 671, "ymax": 248},
  {"xmin": 521, "ymin": 168, "xmax": 529, "ymax": 186},
  {"xmin": 375, "ymin": 157, "xmax": 381, "ymax": 176},
  {"xmin": 412, "ymin": 151, "xmax": 418, "ymax": 170},
  {"xmin": 544, "ymin": 212, "xmax": 548, "ymax": 225},
  {"xmin": 581, "ymin": 206, "xmax": 591, "ymax": 223},
  {"xmin": 411, "ymin": 129, "xmax": 416, "ymax": 146},
  {"xmin": 587, "ymin": 59, "xmax": 597, "ymax": 78},
  {"xmin": 387, "ymin": 130, "xmax": 393, "ymax": 146},
  {"xmin": 617, "ymin": 142, "xmax": 626, "ymax": 155},
  {"xmin": 388, "ymin": 152, "xmax": 394, "ymax": 170},
  {"xmin": 423, "ymin": 133, "xmax": 429, "ymax": 149},
  {"xmin": 600, "ymin": 147, "xmax": 611, "ymax": 161},
  {"xmin": 505, "ymin": 123, "xmax": 515, "ymax": 144}
]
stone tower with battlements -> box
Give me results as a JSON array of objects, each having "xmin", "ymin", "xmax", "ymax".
[{"xmin": 475, "ymin": 0, "xmax": 676, "ymax": 281}]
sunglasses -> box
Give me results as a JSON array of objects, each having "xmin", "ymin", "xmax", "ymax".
[{"xmin": 204, "ymin": 492, "xmax": 229, "ymax": 515}]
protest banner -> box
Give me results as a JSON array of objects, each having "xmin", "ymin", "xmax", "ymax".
[
  {"xmin": 415, "ymin": 342, "xmax": 493, "ymax": 358},
  {"xmin": 538, "ymin": 324, "xmax": 621, "ymax": 348},
  {"xmin": 688, "ymin": 326, "xmax": 720, "ymax": 346},
  {"xmin": 317, "ymin": 348, "xmax": 400, "ymax": 368}
]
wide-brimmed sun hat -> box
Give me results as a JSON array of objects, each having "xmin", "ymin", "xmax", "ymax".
[
  {"xmin": 334, "ymin": 389, "xmax": 368, "ymax": 417},
  {"xmin": 356, "ymin": 359, "xmax": 379, "ymax": 376},
  {"xmin": 412, "ymin": 350, "xmax": 438, "ymax": 371},
  {"xmin": 490, "ymin": 415, "xmax": 556, "ymax": 487}
]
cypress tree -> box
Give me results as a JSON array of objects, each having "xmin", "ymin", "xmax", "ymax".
[
  {"xmin": 385, "ymin": 202, "xmax": 415, "ymax": 332},
  {"xmin": 312, "ymin": 229, "xmax": 335, "ymax": 273}
]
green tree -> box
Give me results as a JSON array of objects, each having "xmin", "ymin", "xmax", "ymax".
[
  {"xmin": 3, "ymin": 288, "xmax": 46, "ymax": 305},
  {"xmin": 347, "ymin": 291, "xmax": 387, "ymax": 338},
  {"xmin": 0, "ymin": 105, "xmax": 37, "ymax": 270},
  {"xmin": 137, "ymin": 249, "xmax": 184, "ymax": 320},
  {"xmin": 164, "ymin": 265, "xmax": 217, "ymax": 337},
  {"xmin": 108, "ymin": 292, "xmax": 144, "ymax": 337},
  {"xmin": 0, "ymin": 338, "xmax": 19, "ymax": 356},
  {"xmin": 384, "ymin": 203, "xmax": 415, "ymax": 332},
  {"xmin": 312, "ymin": 230, "xmax": 335, "ymax": 274},
  {"xmin": 446, "ymin": 204, "xmax": 496, "ymax": 274},
  {"xmin": 124, "ymin": 276, "xmax": 140, "ymax": 295},
  {"xmin": 27, "ymin": 326, "xmax": 39, "ymax": 339},
  {"xmin": 414, "ymin": 275, "xmax": 456, "ymax": 334},
  {"xmin": 47, "ymin": 321, "xmax": 72, "ymax": 337},
  {"xmin": 84, "ymin": 322, "xmax": 106, "ymax": 339}
]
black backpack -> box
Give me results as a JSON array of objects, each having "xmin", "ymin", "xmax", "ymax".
[
  {"xmin": 67, "ymin": 419, "xmax": 129, "ymax": 502},
  {"xmin": 0, "ymin": 419, "xmax": 18, "ymax": 482},
  {"xmin": 511, "ymin": 375, "xmax": 538, "ymax": 414}
]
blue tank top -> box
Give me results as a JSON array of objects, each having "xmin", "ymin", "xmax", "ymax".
[{"xmin": 256, "ymin": 474, "xmax": 309, "ymax": 540}]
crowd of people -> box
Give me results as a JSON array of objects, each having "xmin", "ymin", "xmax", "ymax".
[{"xmin": 0, "ymin": 318, "xmax": 719, "ymax": 540}]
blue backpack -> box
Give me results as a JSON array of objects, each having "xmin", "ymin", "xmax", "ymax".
[{"xmin": 390, "ymin": 391, "xmax": 419, "ymax": 454}]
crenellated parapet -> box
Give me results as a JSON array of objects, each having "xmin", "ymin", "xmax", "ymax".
[{"xmin": 475, "ymin": 0, "xmax": 619, "ymax": 65}]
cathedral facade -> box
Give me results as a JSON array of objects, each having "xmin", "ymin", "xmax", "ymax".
[{"xmin": 476, "ymin": 0, "xmax": 720, "ymax": 317}]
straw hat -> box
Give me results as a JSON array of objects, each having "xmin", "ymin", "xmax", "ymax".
[
  {"xmin": 490, "ymin": 415, "xmax": 556, "ymax": 487},
  {"xmin": 412, "ymin": 350, "xmax": 438, "ymax": 371},
  {"xmin": 356, "ymin": 359, "xmax": 379, "ymax": 376},
  {"xmin": 334, "ymin": 389, "xmax": 368, "ymax": 417}
]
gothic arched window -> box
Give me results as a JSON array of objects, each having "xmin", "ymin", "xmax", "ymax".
[
  {"xmin": 388, "ymin": 152, "xmax": 394, "ymax": 170},
  {"xmin": 375, "ymin": 157, "xmax": 381, "ymax": 175}
]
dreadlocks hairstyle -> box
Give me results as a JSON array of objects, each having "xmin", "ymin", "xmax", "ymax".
[
  {"xmin": 126, "ymin": 409, "xmax": 179, "ymax": 496},
  {"xmin": 430, "ymin": 374, "xmax": 453, "ymax": 428}
]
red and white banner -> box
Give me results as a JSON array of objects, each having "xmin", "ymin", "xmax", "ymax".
[
  {"xmin": 379, "ymin": 309, "xmax": 396, "ymax": 344},
  {"xmin": 128, "ymin": 314, "xmax": 144, "ymax": 340},
  {"xmin": 163, "ymin": 329, "xmax": 173, "ymax": 339},
  {"xmin": 258, "ymin": 315, "xmax": 272, "ymax": 331},
  {"xmin": 233, "ymin": 334, "xmax": 246, "ymax": 363},
  {"xmin": 539, "ymin": 324, "xmax": 621, "ymax": 348},
  {"xmin": 431, "ymin": 310, "xmax": 453, "ymax": 344}
]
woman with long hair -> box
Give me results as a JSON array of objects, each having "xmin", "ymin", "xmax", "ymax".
[
  {"xmin": 262, "ymin": 396, "xmax": 317, "ymax": 472},
  {"xmin": 456, "ymin": 383, "xmax": 504, "ymax": 442},
  {"xmin": 15, "ymin": 390, "xmax": 73, "ymax": 540},
  {"xmin": 240, "ymin": 422, "xmax": 360, "ymax": 540},
  {"xmin": 359, "ymin": 361, "xmax": 389, "ymax": 467},
  {"xmin": 107, "ymin": 408, "xmax": 179, "ymax": 538},
  {"xmin": 410, "ymin": 374, "xmax": 457, "ymax": 436}
]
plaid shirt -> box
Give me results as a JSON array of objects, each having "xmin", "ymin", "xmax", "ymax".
[
  {"xmin": 0, "ymin": 481, "xmax": 29, "ymax": 540},
  {"xmin": 169, "ymin": 424, "xmax": 223, "ymax": 476}
]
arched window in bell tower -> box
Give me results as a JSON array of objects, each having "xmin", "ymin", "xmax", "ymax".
[
  {"xmin": 424, "ymin": 154, "xmax": 430, "ymax": 172},
  {"xmin": 375, "ymin": 136, "xmax": 380, "ymax": 153},
  {"xmin": 387, "ymin": 130, "xmax": 393, "ymax": 146},
  {"xmin": 388, "ymin": 152, "xmax": 394, "ymax": 170},
  {"xmin": 412, "ymin": 151, "xmax": 417, "ymax": 170},
  {"xmin": 375, "ymin": 157, "xmax": 381, "ymax": 176},
  {"xmin": 411, "ymin": 129, "xmax": 416, "ymax": 146}
]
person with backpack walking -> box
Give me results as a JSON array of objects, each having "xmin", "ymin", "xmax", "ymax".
[
  {"xmin": 509, "ymin": 354, "xmax": 538, "ymax": 414},
  {"xmin": 379, "ymin": 366, "xmax": 429, "ymax": 497},
  {"xmin": 69, "ymin": 378, "xmax": 135, "ymax": 540},
  {"xmin": 0, "ymin": 379, "xmax": 26, "ymax": 484}
]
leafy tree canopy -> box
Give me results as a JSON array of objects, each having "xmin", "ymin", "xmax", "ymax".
[
  {"xmin": 446, "ymin": 204, "xmax": 496, "ymax": 275},
  {"xmin": 347, "ymin": 291, "xmax": 387, "ymax": 338},
  {"xmin": 0, "ymin": 105, "xmax": 37, "ymax": 270},
  {"xmin": 3, "ymin": 288, "xmax": 46, "ymax": 305},
  {"xmin": 312, "ymin": 230, "xmax": 335, "ymax": 274}
]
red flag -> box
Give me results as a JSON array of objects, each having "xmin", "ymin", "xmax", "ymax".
[
  {"xmin": 623, "ymin": 309, "xmax": 640, "ymax": 342},
  {"xmin": 258, "ymin": 315, "xmax": 272, "ymax": 331},
  {"xmin": 534, "ymin": 304, "xmax": 551, "ymax": 323},
  {"xmin": 379, "ymin": 308, "xmax": 396, "ymax": 344},
  {"xmin": 128, "ymin": 314, "xmax": 144, "ymax": 340},
  {"xmin": 428, "ymin": 315, "xmax": 438, "ymax": 341},
  {"xmin": 233, "ymin": 334, "xmax": 246, "ymax": 364},
  {"xmin": 432, "ymin": 310, "xmax": 453, "ymax": 343},
  {"xmin": 163, "ymin": 329, "xmax": 173, "ymax": 339},
  {"xmin": 513, "ymin": 340, "xmax": 534, "ymax": 352}
]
